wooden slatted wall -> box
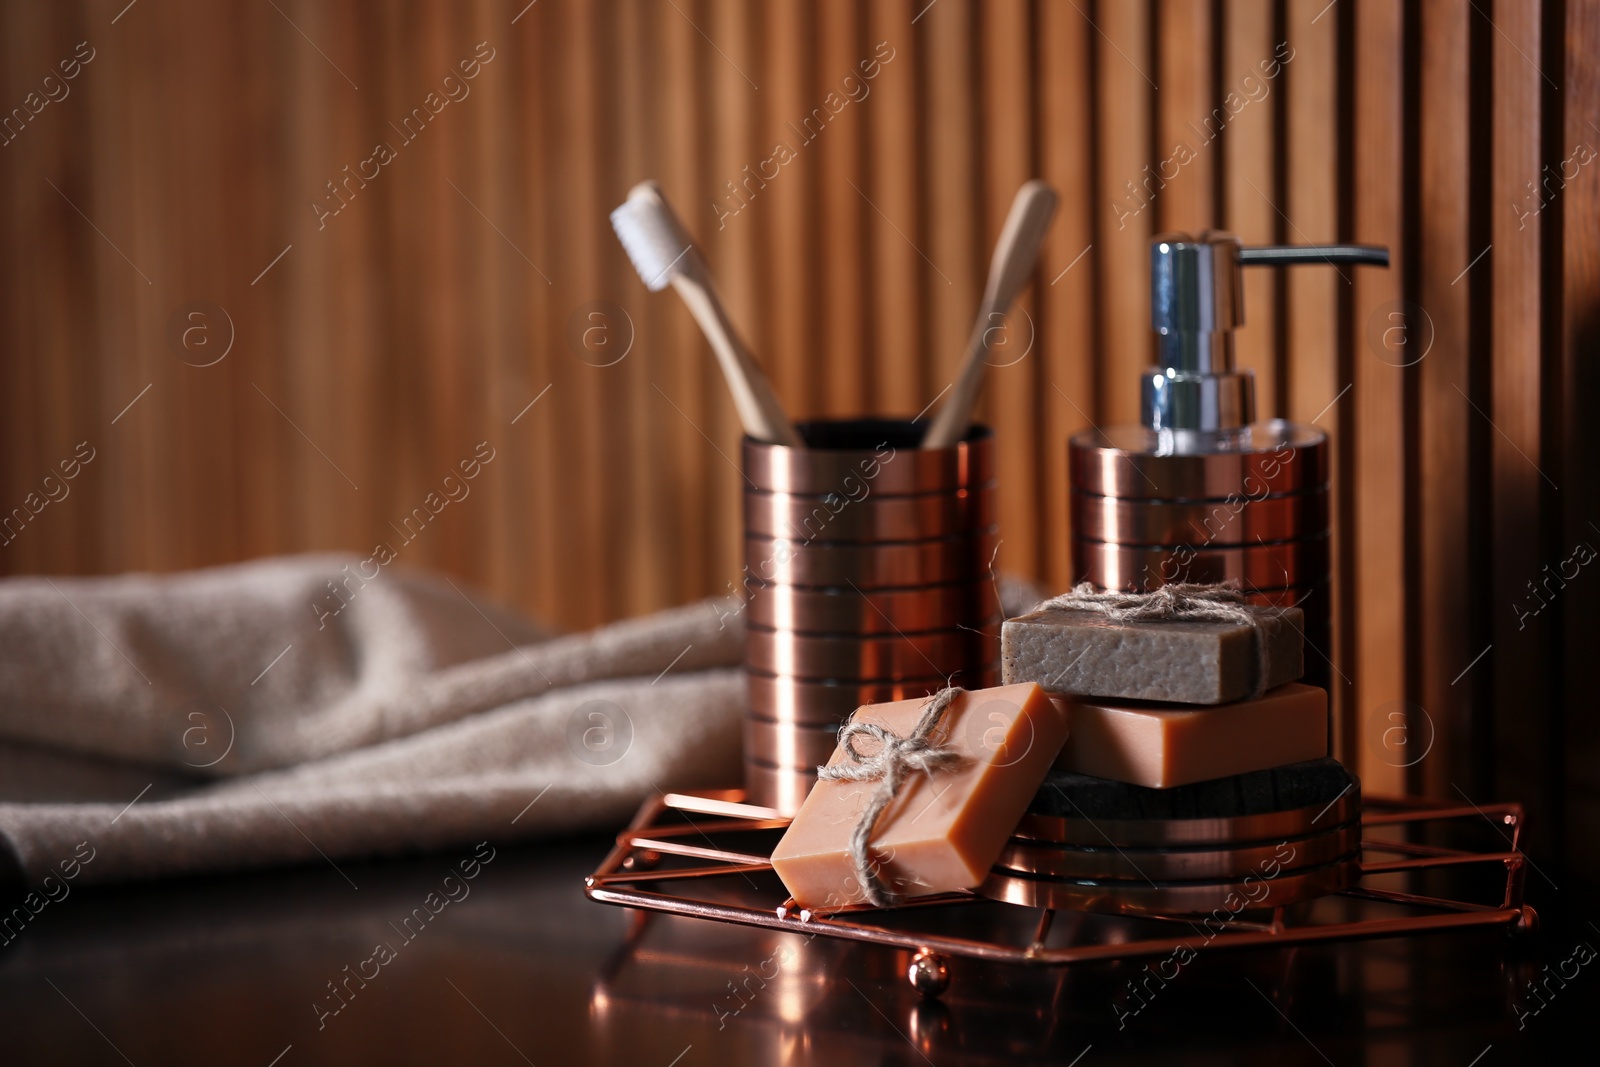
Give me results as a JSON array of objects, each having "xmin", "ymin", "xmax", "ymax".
[{"xmin": 0, "ymin": 0, "xmax": 1595, "ymax": 877}]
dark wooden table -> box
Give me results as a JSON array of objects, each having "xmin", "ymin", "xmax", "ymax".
[{"xmin": 0, "ymin": 834, "xmax": 1590, "ymax": 1065}]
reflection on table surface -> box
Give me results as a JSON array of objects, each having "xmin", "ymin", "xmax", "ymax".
[{"xmin": 0, "ymin": 834, "xmax": 1589, "ymax": 1064}]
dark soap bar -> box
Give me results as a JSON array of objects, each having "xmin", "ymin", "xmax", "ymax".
[{"xmin": 1028, "ymin": 758, "xmax": 1355, "ymax": 821}]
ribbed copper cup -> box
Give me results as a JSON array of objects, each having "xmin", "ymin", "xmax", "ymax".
[
  {"xmin": 1068, "ymin": 420, "xmax": 1327, "ymax": 500},
  {"xmin": 742, "ymin": 420, "xmax": 1000, "ymax": 813},
  {"xmin": 744, "ymin": 482, "xmax": 997, "ymax": 540},
  {"xmin": 744, "ymin": 418, "xmax": 995, "ymax": 495},
  {"xmin": 746, "ymin": 666, "xmax": 1001, "ymax": 726},
  {"xmin": 743, "ymin": 760, "xmax": 820, "ymax": 816},
  {"xmin": 1072, "ymin": 536, "xmax": 1329, "ymax": 591},
  {"xmin": 745, "ymin": 529, "xmax": 1000, "ymax": 588},
  {"xmin": 745, "ymin": 620, "xmax": 1000, "ymax": 681},
  {"xmin": 744, "ymin": 579, "xmax": 999, "ymax": 635},
  {"xmin": 743, "ymin": 717, "xmax": 841, "ymax": 769},
  {"xmin": 1070, "ymin": 488, "xmax": 1327, "ymax": 545}
]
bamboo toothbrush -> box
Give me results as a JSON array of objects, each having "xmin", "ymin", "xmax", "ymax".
[
  {"xmin": 921, "ymin": 180, "xmax": 1059, "ymax": 450},
  {"xmin": 610, "ymin": 181, "xmax": 802, "ymax": 448}
]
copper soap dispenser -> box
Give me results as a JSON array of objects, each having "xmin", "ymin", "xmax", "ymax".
[{"xmin": 1068, "ymin": 233, "xmax": 1389, "ymax": 687}]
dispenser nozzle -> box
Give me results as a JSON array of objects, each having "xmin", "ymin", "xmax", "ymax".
[
  {"xmin": 1238, "ymin": 244, "xmax": 1390, "ymax": 268},
  {"xmin": 1143, "ymin": 232, "xmax": 1390, "ymax": 437}
]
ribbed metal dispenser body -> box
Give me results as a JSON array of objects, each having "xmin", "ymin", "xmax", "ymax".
[
  {"xmin": 741, "ymin": 420, "xmax": 1001, "ymax": 813},
  {"xmin": 1067, "ymin": 419, "xmax": 1331, "ymax": 689}
]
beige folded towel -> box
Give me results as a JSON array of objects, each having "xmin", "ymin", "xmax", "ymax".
[
  {"xmin": 0, "ymin": 556, "xmax": 746, "ymax": 886},
  {"xmin": 0, "ymin": 556, "xmax": 1037, "ymax": 888}
]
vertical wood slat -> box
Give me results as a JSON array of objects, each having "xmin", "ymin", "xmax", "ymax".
[
  {"xmin": 762, "ymin": 0, "xmax": 815, "ymax": 421},
  {"xmin": 1038, "ymin": 0, "xmax": 1096, "ymax": 593},
  {"xmin": 4, "ymin": 5, "xmax": 83, "ymax": 575},
  {"xmin": 1154, "ymin": 0, "xmax": 1215, "ymax": 233},
  {"xmin": 704, "ymin": 0, "xmax": 761, "ymax": 599},
  {"xmin": 552, "ymin": 0, "xmax": 611, "ymax": 629},
  {"xmin": 921, "ymin": 0, "xmax": 980, "ymax": 427},
  {"xmin": 169, "ymin": 2, "xmax": 236, "ymax": 575},
  {"xmin": 108, "ymin": 0, "xmax": 160, "ymax": 574},
  {"xmin": 341, "ymin": 0, "xmax": 387, "ymax": 562},
  {"xmin": 864, "ymin": 0, "xmax": 921, "ymax": 416},
  {"xmin": 613, "ymin": 0, "xmax": 663, "ymax": 619},
  {"xmin": 536, "ymin": 3, "xmax": 580, "ymax": 619},
  {"xmin": 653, "ymin": 0, "xmax": 711, "ymax": 606},
  {"xmin": 1283, "ymin": 0, "xmax": 1348, "ymax": 757},
  {"xmin": 1095, "ymin": 0, "xmax": 1154, "ymax": 424},
  {"xmin": 980, "ymin": 0, "xmax": 1040, "ymax": 579},
  {"xmin": 1488, "ymin": 0, "xmax": 1550, "ymax": 827},
  {"xmin": 418, "ymin": 2, "xmax": 475, "ymax": 584},
  {"xmin": 482, "ymin": 0, "xmax": 534, "ymax": 611},
  {"xmin": 518, "ymin": 0, "xmax": 563, "ymax": 625},
  {"xmin": 814, "ymin": 0, "xmax": 869, "ymax": 418},
  {"xmin": 1415, "ymin": 0, "xmax": 1474, "ymax": 798},
  {"xmin": 238, "ymin": 3, "xmax": 295, "ymax": 576},
  {"xmin": 1222, "ymin": 0, "xmax": 1282, "ymax": 416},
  {"xmin": 1349, "ymin": 0, "xmax": 1409, "ymax": 797}
]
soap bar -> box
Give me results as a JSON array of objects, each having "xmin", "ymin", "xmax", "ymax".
[
  {"xmin": 770, "ymin": 683, "xmax": 1068, "ymax": 909},
  {"xmin": 1002, "ymin": 603, "xmax": 1303, "ymax": 704},
  {"xmin": 1053, "ymin": 683, "xmax": 1327, "ymax": 788},
  {"xmin": 1029, "ymin": 757, "xmax": 1354, "ymax": 821}
]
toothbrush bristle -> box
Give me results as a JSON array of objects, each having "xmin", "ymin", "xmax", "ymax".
[{"xmin": 610, "ymin": 183, "xmax": 694, "ymax": 291}]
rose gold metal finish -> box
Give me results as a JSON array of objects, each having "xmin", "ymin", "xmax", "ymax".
[
  {"xmin": 746, "ymin": 530, "xmax": 1000, "ymax": 589},
  {"xmin": 744, "ymin": 621, "xmax": 999, "ymax": 680},
  {"xmin": 743, "ymin": 420, "xmax": 994, "ymax": 496},
  {"xmin": 743, "ymin": 717, "xmax": 839, "ymax": 769},
  {"xmin": 978, "ymin": 855, "xmax": 1360, "ymax": 916},
  {"xmin": 1012, "ymin": 790, "xmax": 1359, "ymax": 847},
  {"xmin": 744, "ymin": 419, "xmax": 1000, "ymax": 812},
  {"xmin": 1072, "ymin": 536, "xmax": 1328, "ymax": 591},
  {"xmin": 1071, "ymin": 488, "xmax": 1327, "ymax": 545},
  {"xmin": 741, "ymin": 760, "xmax": 821, "ymax": 815},
  {"xmin": 1068, "ymin": 421, "xmax": 1326, "ymax": 499},
  {"xmin": 585, "ymin": 792, "xmax": 1531, "ymax": 995},
  {"xmin": 656, "ymin": 788, "xmax": 782, "ymax": 821},
  {"xmin": 745, "ymin": 580, "xmax": 1000, "ymax": 635},
  {"xmin": 746, "ymin": 667, "xmax": 1001, "ymax": 725},
  {"xmin": 995, "ymin": 820, "xmax": 1360, "ymax": 881},
  {"xmin": 744, "ymin": 483, "xmax": 997, "ymax": 540}
]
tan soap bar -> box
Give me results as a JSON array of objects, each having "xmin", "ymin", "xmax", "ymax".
[
  {"xmin": 1055, "ymin": 682, "xmax": 1327, "ymax": 788},
  {"xmin": 771, "ymin": 683, "xmax": 1068, "ymax": 909},
  {"xmin": 1002, "ymin": 603, "xmax": 1304, "ymax": 704}
]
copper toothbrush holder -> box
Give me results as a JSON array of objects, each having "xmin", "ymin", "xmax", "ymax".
[{"xmin": 741, "ymin": 419, "xmax": 1001, "ymax": 813}]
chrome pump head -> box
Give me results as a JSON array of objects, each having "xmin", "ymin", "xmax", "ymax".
[{"xmin": 1142, "ymin": 232, "xmax": 1390, "ymax": 442}]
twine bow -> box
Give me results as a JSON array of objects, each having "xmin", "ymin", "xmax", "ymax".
[
  {"xmin": 816, "ymin": 686, "xmax": 965, "ymax": 908},
  {"xmin": 1037, "ymin": 581, "xmax": 1279, "ymax": 700}
]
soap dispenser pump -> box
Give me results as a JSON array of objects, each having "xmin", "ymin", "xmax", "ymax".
[{"xmin": 1068, "ymin": 231, "xmax": 1389, "ymax": 686}]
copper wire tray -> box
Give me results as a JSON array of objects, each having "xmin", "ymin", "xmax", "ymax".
[{"xmin": 584, "ymin": 789, "xmax": 1534, "ymax": 998}]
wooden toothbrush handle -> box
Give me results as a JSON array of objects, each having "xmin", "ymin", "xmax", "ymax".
[
  {"xmin": 922, "ymin": 307, "xmax": 1001, "ymax": 450},
  {"xmin": 922, "ymin": 180, "xmax": 1059, "ymax": 450},
  {"xmin": 671, "ymin": 272, "xmax": 802, "ymax": 448}
]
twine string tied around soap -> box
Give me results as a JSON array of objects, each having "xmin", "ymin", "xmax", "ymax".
[
  {"xmin": 1037, "ymin": 581, "xmax": 1278, "ymax": 700},
  {"xmin": 815, "ymin": 686, "xmax": 965, "ymax": 908}
]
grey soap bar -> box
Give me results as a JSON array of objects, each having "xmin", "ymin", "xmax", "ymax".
[{"xmin": 1001, "ymin": 604, "xmax": 1303, "ymax": 705}]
